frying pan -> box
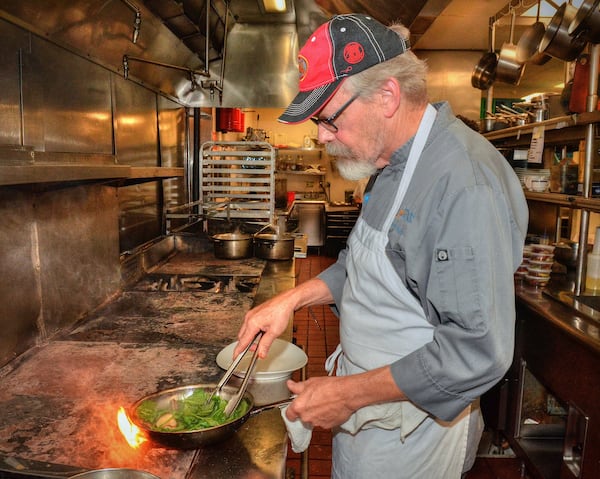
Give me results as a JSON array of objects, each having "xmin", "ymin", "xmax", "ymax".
[
  {"xmin": 569, "ymin": 0, "xmax": 600, "ymax": 44},
  {"xmin": 516, "ymin": 0, "xmax": 552, "ymax": 65},
  {"xmin": 127, "ymin": 383, "xmax": 292, "ymax": 449},
  {"xmin": 539, "ymin": 2, "xmax": 588, "ymax": 61},
  {"xmin": 471, "ymin": 21, "xmax": 497, "ymax": 90},
  {"xmin": 496, "ymin": 11, "xmax": 526, "ymax": 85}
]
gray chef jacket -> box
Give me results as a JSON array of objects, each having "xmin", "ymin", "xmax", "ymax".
[{"xmin": 318, "ymin": 102, "xmax": 528, "ymax": 422}]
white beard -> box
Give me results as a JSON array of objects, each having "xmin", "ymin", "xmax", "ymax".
[
  {"xmin": 335, "ymin": 157, "xmax": 378, "ymax": 180},
  {"xmin": 326, "ymin": 143, "xmax": 378, "ymax": 180}
]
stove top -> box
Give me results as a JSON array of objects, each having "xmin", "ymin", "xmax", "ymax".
[{"xmin": 0, "ymin": 252, "xmax": 276, "ymax": 479}]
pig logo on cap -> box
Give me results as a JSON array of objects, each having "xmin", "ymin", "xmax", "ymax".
[{"xmin": 343, "ymin": 42, "xmax": 365, "ymax": 65}]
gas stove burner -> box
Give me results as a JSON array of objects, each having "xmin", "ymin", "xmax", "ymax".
[
  {"xmin": 179, "ymin": 277, "xmax": 221, "ymax": 292},
  {"xmin": 236, "ymin": 278, "xmax": 259, "ymax": 293},
  {"xmin": 130, "ymin": 274, "xmax": 260, "ymax": 294}
]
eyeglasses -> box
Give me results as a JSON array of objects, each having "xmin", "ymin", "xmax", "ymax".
[{"xmin": 310, "ymin": 93, "xmax": 359, "ymax": 133}]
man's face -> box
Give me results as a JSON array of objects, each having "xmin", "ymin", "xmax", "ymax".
[{"xmin": 317, "ymin": 91, "xmax": 383, "ymax": 180}]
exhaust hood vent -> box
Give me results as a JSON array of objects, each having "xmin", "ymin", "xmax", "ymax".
[{"xmin": 222, "ymin": 22, "xmax": 299, "ymax": 108}]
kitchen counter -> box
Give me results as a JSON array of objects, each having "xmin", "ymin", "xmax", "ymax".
[
  {"xmin": 0, "ymin": 244, "xmax": 297, "ymax": 479},
  {"xmin": 508, "ymin": 277, "xmax": 600, "ymax": 479},
  {"xmin": 515, "ymin": 277, "xmax": 600, "ymax": 352}
]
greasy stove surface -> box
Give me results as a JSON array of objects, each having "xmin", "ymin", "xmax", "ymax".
[{"xmin": 0, "ymin": 253, "xmax": 289, "ymax": 479}]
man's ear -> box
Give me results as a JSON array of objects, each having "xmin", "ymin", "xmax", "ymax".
[{"xmin": 379, "ymin": 78, "xmax": 402, "ymax": 118}]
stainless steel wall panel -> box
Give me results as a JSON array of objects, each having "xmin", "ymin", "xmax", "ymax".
[
  {"xmin": 21, "ymin": 36, "xmax": 113, "ymax": 153},
  {"xmin": 158, "ymin": 97, "xmax": 186, "ymax": 211},
  {"xmin": 158, "ymin": 96, "xmax": 186, "ymax": 168},
  {"xmin": 0, "ymin": 20, "xmax": 28, "ymax": 148},
  {"xmin": 0, "ymin": 185, "xmax": 120, "ymax": 367},
  {"xmin": 0, "ymin": 188, "xmax": 40, "ymax": 366},
  {"xmin": 113, "ymin": 74, "xmax": 158, "ymax": 165},
  {"xmin": 118, "ymin": 181, "xmax": 161, "ymax": 252},
  {"xmin": 36, "ymin": 185, "xmax": 121, "ymax": 335},
  {"xmin": 0, "ymin": 0, "xmax": 204, "ymax": 106}
]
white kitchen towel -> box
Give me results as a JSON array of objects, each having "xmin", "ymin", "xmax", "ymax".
[
  {"xmin": 281, "ymin": 406, "xmax": 313, "ymax": 453},
  {"xmin": 281, "ymin": 401, "xmax": 429, "ymax": 453}
]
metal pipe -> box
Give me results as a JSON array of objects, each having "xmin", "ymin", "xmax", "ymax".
[
  {"xmin": 192, "ymin": 108, "xmax": 200, "ymax": 210},
  {"xmin": 123, "ymin": 55, "xmax": 210, "ymax": 77},
  {"xmin": 119, "ymin": 0, "xmax": 141, "ymax": 44},
  {"xmin": 206, "ymin": 0, "xmax": 211, "ymax": 73},
  {"xmin": 575, "ymin": 43, "xmax": 600, "ymax": 294}
]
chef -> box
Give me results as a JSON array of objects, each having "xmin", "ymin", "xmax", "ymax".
[{"xmin": 235, "ymin": 13, "xmax": 528, "ymax": 478}]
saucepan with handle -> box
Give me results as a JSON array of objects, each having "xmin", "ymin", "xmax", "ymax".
[
  {"xmin": 496, "ymin": 11, "xmax": 526, "ymax": 85},
  {"xmin": 472, "ymin": 20, "xmax": 498, "ymax": 90}
]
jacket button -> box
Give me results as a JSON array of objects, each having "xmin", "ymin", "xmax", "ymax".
[{"xmin": 436, "ymin": 249, "xmax": 449, "ymax": 261}]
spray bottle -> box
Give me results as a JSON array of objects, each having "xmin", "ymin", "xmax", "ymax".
[{"xmin": 586, "ymin": 226, "xmax": 600, "ymax": 291}]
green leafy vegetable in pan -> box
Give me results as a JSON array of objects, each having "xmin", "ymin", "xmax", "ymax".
[{"xmin": 135, "ymin": 388, "xmax": 251, "ymax": 432}]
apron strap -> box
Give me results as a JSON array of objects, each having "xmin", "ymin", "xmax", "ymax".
[{"xmin": 383, "ymin": 103, "xmax": 437, "ymax": 231}]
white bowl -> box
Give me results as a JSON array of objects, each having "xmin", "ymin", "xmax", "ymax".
[{"xmin": 216, "ymin": 338, "xmax": 308, "ymax": 380}]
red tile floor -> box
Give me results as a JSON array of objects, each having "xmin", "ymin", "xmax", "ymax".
[{"xmin": 285, "ymin": 252, "xmax": 529, "ymax": 479}]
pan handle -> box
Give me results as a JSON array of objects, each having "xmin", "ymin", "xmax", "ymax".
[{"xmin": 249, "ymin": 397, "xmax": 295, "ymax": 417}]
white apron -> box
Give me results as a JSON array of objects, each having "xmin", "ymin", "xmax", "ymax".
[{"xmin": 330, "ymin": 104, "xmax": 471, "ymax": 479}]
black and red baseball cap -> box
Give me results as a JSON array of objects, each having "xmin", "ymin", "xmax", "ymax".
[{"xmin": 278, "ymin": 14, "xmax": 411, "ymax": 124}]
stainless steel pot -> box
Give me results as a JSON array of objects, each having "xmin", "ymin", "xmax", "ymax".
[
  {"xmin": 569, "ymin": 0, "xmax": 600, "ymax": 44},
  {"xmin": 211, "ymin": 232, "xmax": 253, "ymax": 259},
  {"xmin": 254, "ymin": 233, "xmax": 295, "ymax": 260},
  {"xmin": 127, "ymin": 384, "xmax": 291, "ymax": 449},
  {"xmin": 471, "ymin": 52, "xmax": 497, "ymax": 90},
  {"xmin": 496, "ymin": 12, "xmax": 525, "ymax": 85},
  {"xmin": 516, "ymin": 1, "xmax": 552, "ymax": 65},
  {"xmin": 554, "ymin": 240, "xmax": 591, "ymax": 269},
  {"xmin": 471, "ymin": 22, "xmax": 498, "ymax": 91},
  {"xmin": 539, "ymin": 3, "xmax": 588, "ymax": 61}
]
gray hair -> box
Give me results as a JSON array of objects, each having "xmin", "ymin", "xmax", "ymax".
[{"xmin": 344, "ymin": 23, "xmax": 428, "ymax": 106}]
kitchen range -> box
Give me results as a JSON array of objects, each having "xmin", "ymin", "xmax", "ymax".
[{"xmin": 0, "ymin": 235, "xmax": 297, "ymax": 479}]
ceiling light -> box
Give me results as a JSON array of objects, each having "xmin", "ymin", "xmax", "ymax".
[{"xmin": 261, "ymin": 0, "xmax": 287, "ymax": 13}]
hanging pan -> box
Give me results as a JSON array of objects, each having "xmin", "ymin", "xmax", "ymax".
[
  {"xmin": 516, "ymin": 0, "xmax": 552, "ymax": 65},
  {"xmin": 496, "ymin": 11, "xmax": 526, "ymax": 85},
  {"xmin": 472, "ymin": 21, "xmax": 497, "ymax": 90},
  {"xmin": 569, "ymin": 0, "xmax": 600, "ymax": 44},
  {"xmin": 539, "ymin": 2, "xmax": 588, "ymax": 61}
]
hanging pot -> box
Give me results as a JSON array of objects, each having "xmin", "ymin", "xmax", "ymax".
[
  {"xmin": 568, "ymin": 0, "xmax": 600, "ymax": 44},
  {"xmin": 472, "ymin": 21, "xmax": 497, "ymax": 90},
  {"xmin": 516, "ymin": 0, "xmax": 552, "ymax": 65},
  {"xmin": 539, "ymin": 3, "xmax": 588, "ymax": 62},
  {"xmin": 496, "ymin": 12, "xmax": 526, "ymax": 85},
  {"xmin": 471, "ymin": 52, "xmax": 498, "ymax": 90}
]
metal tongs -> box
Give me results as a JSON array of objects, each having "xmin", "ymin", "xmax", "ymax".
[{"xmin": 209, "ymin": 331, "xmax": 264, "ymax": 416}]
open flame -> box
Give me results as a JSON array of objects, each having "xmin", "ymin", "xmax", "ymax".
[{"xmin": 117, "ymin": 407, "xmax": 147, "ymax": 448}]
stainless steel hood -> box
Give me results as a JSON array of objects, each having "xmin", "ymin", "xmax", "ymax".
[
  {"xmin": 222, "ymin": 22, "xmax": 299, "ymax": 107},
  {"xmin": 0, "ymin": 0, "xmax": 526, "ymax": 108}
]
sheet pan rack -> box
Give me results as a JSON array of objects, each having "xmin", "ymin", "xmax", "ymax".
[{"xmin": 199, "ymin": 141, "xmax": 276, "ymax": 226}]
